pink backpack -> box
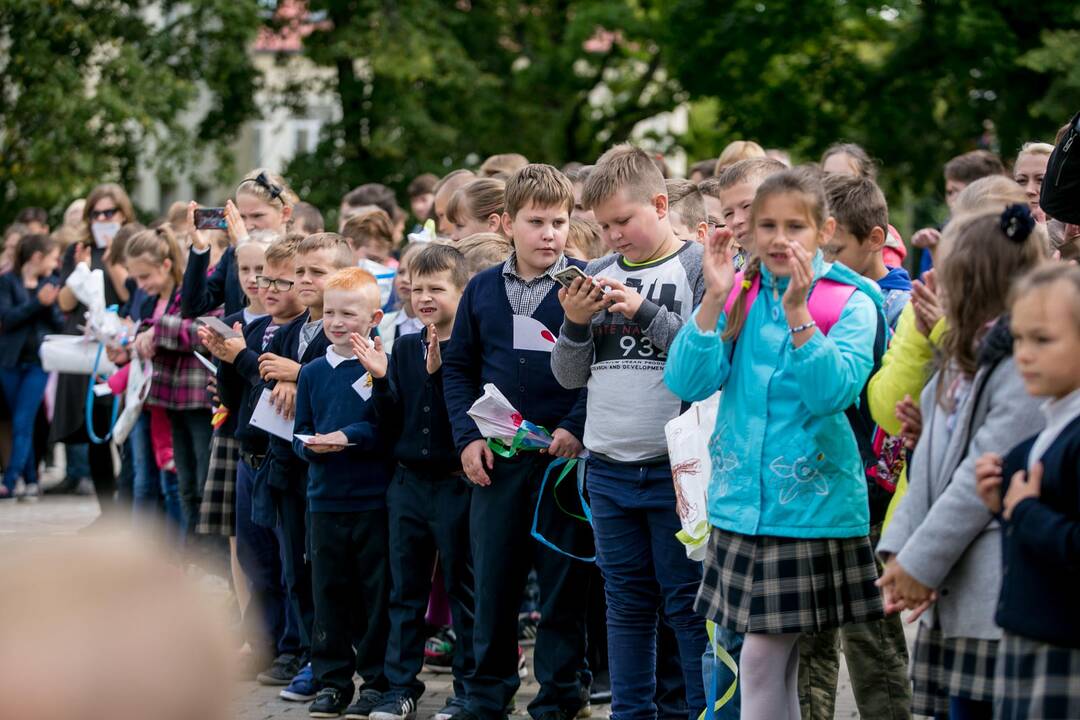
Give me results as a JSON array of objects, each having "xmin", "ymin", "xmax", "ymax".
[{"xmin": 723, "ymin": 271, "xmax": 855, "ymax": 335}]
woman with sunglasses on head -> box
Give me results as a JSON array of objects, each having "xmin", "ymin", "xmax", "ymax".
[
  {"xmin": 47, "ymin": 184, "xmax": 136, "ymax": 512},
  {"xmin": 181, "ymin": 169, "xmax": 298, "ymax": 319}
]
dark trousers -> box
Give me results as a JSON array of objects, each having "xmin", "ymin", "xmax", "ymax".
[
  {"xmin": 167, "ymin": 408, "xmax": 213, "ymax": 535},
  {"xmin": 272, "ymin": 481, "xmax": 314, "ymax": 655},
  {"xmin": 469, "ymin": 453, "xmax": 591, "ymax": 719},
  {"xmin": 587, "ymin": 457, "xmax": 708, "ymax": 720},
  {"xmin": 236, "ymin": 460, "xmax": 299, "ymax": 658},
  {"xmin": 309, "ymin": 509, "xmax": 390, "ymax": 697},
  {"xmin": 385, "ymin": 465, "xmax": 476, "ymax": 702}
]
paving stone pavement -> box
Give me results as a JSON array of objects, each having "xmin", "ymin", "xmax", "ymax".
[{"xmin": 3, "ymin": 495, "xmax": 875, "ymax": 719}]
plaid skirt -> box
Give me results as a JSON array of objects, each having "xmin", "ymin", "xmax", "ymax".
[
  {"xmin": 996, "ymin": 631, "xmax": 1080, "ymax": 719},
  {"xmin": 196, "ymin": 433, "xmax": 240, "ymax": 537},
  {"xmin": 695, "ymin": 527, "xmax": 883, "ymax": 634},
  {"xmin": 910, "ymin": 624, "xmax": 998, "ymax": 716}
]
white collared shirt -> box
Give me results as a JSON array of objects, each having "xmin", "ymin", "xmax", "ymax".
[
  {"xmin": 325, "ymin": 344, "xmax": 356, "ymax": 369},
  {"xmin": 1028, "ymin": 387, "xmax": 1080, "ymax": 468}
]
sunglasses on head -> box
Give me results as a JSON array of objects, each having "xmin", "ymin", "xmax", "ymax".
[
  {"xmin": 91, "ymin": 207, "xmax": 120, "ymax": 221},
  {"xmin": 256, "ymin": 276, "xmax": 295, "ymax": 291}
]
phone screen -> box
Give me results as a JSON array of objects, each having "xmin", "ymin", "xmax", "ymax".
[{"xmin": 194, "ymin": 207, "xmax": 228, "ymax": 231}]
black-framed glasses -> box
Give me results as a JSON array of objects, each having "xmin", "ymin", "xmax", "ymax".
[
  {"xmin": 91, "ymin": 207, "xmax": 120, "ymax": 221},
  {"xmin": 256, "ymin": 276, "xmax": 295, "ymax": 291},
  {"xmin": 707, "ymin": 216, "xmax": 725, "ymax": 229}
]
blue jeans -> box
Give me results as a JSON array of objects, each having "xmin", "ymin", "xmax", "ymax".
[
  {"xmin": 702, "ymin": 627, "xmax": 742, "ymax": 720},
  {"xmin": 588, "ymin": 457, "xmax": 708, "ymax": 720},
  {"xmin": 129, "ymin": 413, "xmax": 182, "ymax": 535},
  {"xmin": 0, "ymin": 364, "xmax": 49, "ymax": 491}
]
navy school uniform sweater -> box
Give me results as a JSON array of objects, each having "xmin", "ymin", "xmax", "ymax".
[
  {"xmin": 997, "ymin": 414, "xmax": 1080, "ymax": 647},
  {"xmin": 442, "ymin": 262, "xmax": 588, "ymax": 454},
  {"xmin": 264, "ymin": 310, "xmax": 333, "ymax": 493},
  {"xmin": 181, "ymin": 245, "xmax": 246, "ymax": 319},
  {"xmin": 371, "ymin": 327, "xmax": 459, "ymax": 474},
  {"xmin": 212, "ymin": 309, "xmax": 248, "ymax": 438},
  {"xmin": 292, "ymin": 349, "xmax": 391, "ymax": 512}
]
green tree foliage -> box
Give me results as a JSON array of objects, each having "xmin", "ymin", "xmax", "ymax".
[
  {"xmin": 661, "ymin": 0, "xmax": 1080, "ymax": 197},
  {"xmin": 0, "ymin": 0, "xmax": 261, "ymax": 224},
  {"xmin": 285, "ymin": 0, "xmax": 684, "ymax": 214}
]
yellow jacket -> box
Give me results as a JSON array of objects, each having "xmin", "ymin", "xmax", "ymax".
[{"xmin": 867, "ymin": 303, "xmax": 946, "ymax": 526}]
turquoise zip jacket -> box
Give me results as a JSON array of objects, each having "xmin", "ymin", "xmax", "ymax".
[{"xmin": 664, "ymin": 252, "xmax": 883, "ymax": 539}]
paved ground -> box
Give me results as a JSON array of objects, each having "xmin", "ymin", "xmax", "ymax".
[{"xmin": 2, "ymin": 495, "xmax": 872, "ymax": 719}]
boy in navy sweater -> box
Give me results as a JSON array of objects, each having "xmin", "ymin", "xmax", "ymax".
[
  {"xmin": 442, "ymin": 164, "xmax": 591, "ymax": 720},
  {"xmin": 292, "ymin": 267, "xmax": 392, "ymax": 718},
  {"xmin": 353, "ymin": 244, "xmax": 477, "ymax": 720}
]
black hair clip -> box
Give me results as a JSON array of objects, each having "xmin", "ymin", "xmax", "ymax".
[
  {"xmin": 1000, "ymin": 203, "xmax": 1035, "ymax": 243},
  {"xmin": 253, "ymin": 171, "xmax": 283, "ymax": 202}
]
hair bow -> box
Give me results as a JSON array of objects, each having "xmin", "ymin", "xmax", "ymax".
[{"xmin": 1000, "ymin": 203, "xmax": 1035, "ymax": 243}]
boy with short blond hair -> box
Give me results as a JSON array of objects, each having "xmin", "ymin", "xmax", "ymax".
[
  {"xmin": 442, "ymin": 163, "xmax": 591, "ymax": 720},
  {"xmin": 553, "ymin": 142, "xmax": 708, "ymax": 717},
  {"xmin": 257, "ymin": 232, "xmax": 361, "ymax": 709},
  {"xmin": 292, "ymin": 267, "xmax": 390, "ymax": 718}
]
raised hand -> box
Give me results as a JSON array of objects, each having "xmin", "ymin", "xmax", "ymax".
[
  {"xmin": 425, "ymin": 325, "xmax": 442, "ymax": 375},
  {"xmin": 781, "ymin": 241, "xmax": 814, "ymax": 313},
  {"xmin": 702, "ymin": 226, "xmax": 736, "ymax": 301},
  {"xmin": 895, "ymin": 395, "xmax": 923, "ymax": 450},
  {"xmin": 911, "ymin": 270, "xmax": 943, "ymax": 337},
  {"xmin": 352, "ymin": 333, "xmax": 388, "ymax": 379},
  {"xmin": 224, "ymin": 199, "xmax": 248, "ymax": 245},
  {"xmin": 187, "ymin": 201, "xmax": 209, "ymax": 252},
  {"xmin": 258, "ymin": 352, "xmax": 301, "ymax": 382}
]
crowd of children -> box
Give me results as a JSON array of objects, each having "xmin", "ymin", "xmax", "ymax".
[{"xmin": 1, "ymin": 112, "xmax": 1079, "ymax": 720}]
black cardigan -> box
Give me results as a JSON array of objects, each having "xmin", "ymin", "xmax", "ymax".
[{"xmin": 997, "ymin": 413, "xmax": 1080, "ymax": 647}]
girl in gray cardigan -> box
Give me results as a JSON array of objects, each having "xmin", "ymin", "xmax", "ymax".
[{"xmin": 877, "ymin": 205, "xmax": 1047, "ymax": 720}]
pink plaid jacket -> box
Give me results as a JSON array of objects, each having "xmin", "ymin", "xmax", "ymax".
[{"xmin": 145, "ymin": 290, "xmax": 220, "ymax": 411}]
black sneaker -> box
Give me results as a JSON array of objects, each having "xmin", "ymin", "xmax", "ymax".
[
  {"xmin": 343, "ymin": 687, "xmax": 383, "ymax": 719},
  {"xmin": 257, "ymin": 653, "xmax": 302, "ymax": 685},
  {"xmin": 310, "ymin": 687, "xmax": 350, "ymax": 718},
  {"xmin": 368, "ymin": 693, "xmax": 418, "ymax": 720}
]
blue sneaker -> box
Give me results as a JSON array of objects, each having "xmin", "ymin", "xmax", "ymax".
[{"xmin": 280, "ymin": 663, "xmax": 317, "ymax": 702}]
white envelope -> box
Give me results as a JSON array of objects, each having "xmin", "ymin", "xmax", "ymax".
[
  {"xmin": 512, "ymin": 315, "xmax": 557, "ymax": 353},
  {"xmin": 249, "ymin": 388, "xmax": 294, "ymax": 441}
]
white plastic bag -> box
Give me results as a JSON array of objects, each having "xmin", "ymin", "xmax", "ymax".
[
  {"xmin": 39, "ymin": 335, "xmax": 117, "ymax": 376},
  {"xmin": 664, "ymin": 393, "xmax": 719, "ymax": 561},
  {"xmin": 64, "ymin": 261, "xmax": 106, "ymax": 318},
  {"xmin": 112, "ymin": 357, "xmax": 153, "ymax": 445}
]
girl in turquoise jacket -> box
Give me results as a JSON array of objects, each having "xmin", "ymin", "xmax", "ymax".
[{"xmin": 664, "ymin": 170, "xmax": 885, "ymax": 720}]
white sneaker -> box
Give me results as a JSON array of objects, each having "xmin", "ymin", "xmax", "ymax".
[{"xmin": 18, "ymin": 484, "xmax": 40, "ymax": 503}]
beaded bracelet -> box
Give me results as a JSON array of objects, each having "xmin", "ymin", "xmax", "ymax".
[{"xmin": 790, "ymin": 320, "xmax": 816, "ymax": 334}]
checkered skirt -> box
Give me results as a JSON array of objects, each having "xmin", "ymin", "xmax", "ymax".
[
  {"xmin": 694, "ymin": 527, "xmax": 883, "ymax": 635},
  {"xmin": 995, "ymin": 631, "xmax": 1080, "ymax": 719},
  {"xmin": 910, "ymin": 624, "xmax": 998, "ymax": 716},
  {"xmin": 196, "ymin": 433, "xmax": 240, "ymax": 537}
]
